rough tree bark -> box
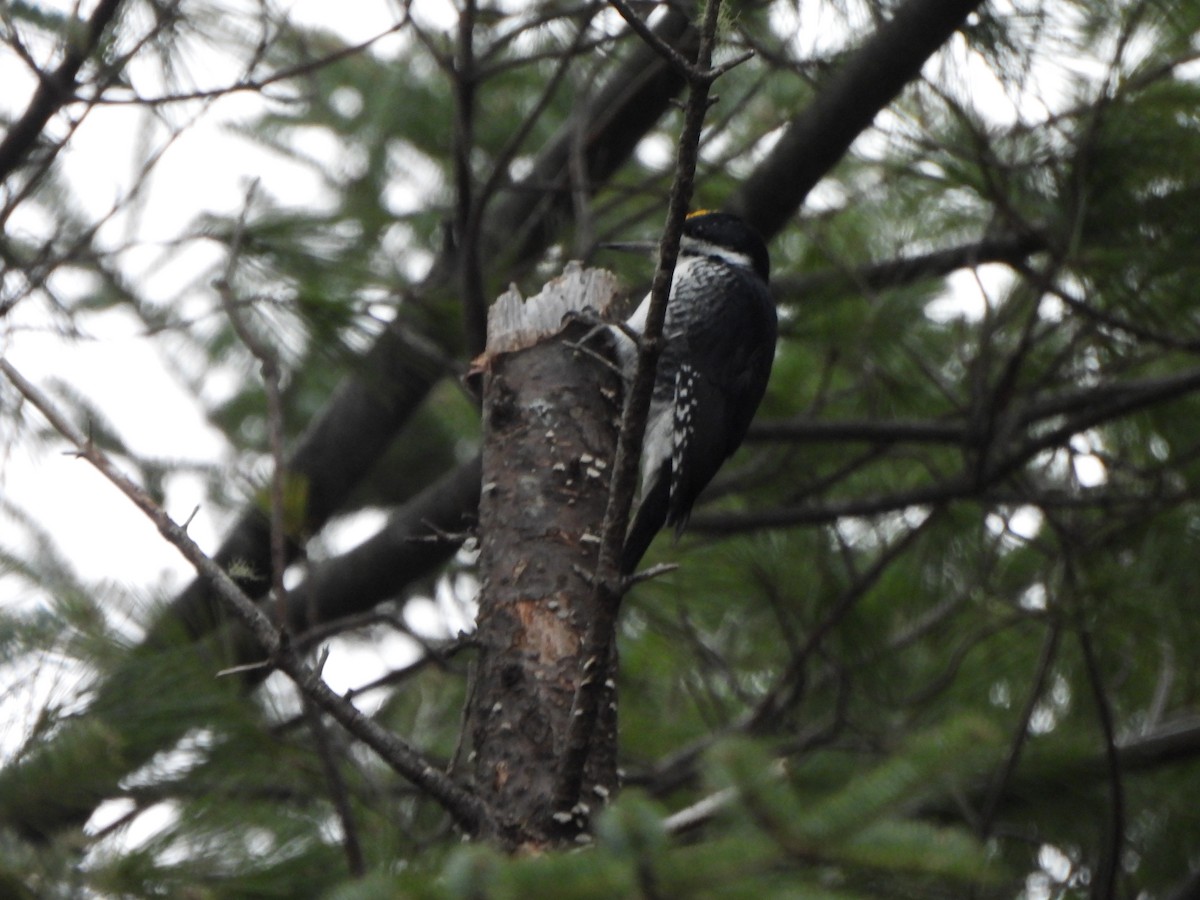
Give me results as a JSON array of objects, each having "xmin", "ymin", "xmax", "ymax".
[{"xmin": 465, "ymin": 264, "xmax": 624, "ymax": 848}]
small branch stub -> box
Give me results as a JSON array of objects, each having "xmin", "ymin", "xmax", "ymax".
[{"xmin": 466, "ymin": 263, "xmax": 625, "ymax": 847}]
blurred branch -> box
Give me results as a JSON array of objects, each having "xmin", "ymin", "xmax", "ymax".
[
  {"xmin": 85, "ymin": 19, "xmax": 411, "ymax": 106},
  {"xmin": 453, "ymin": 0, "xmax": 487, "ymax": 356},
  {"xmin": 748, "ymin": 510, "xmax": 939, "ymax": 731},
  {"xmin": 0, "ymin": 0, "xmax": 125, "ymax": 181},
  {"xmin": 750, "ymin": 416, "xmax": 967, "ymax": 445},
  {"xmin": 1066, "ymin": 550, "xmax": 1125, "ymax": 900},
  {"xmin": 702, "ymin": 365, "xmax": 1200, "ymax": 533},
  {"xmin": 732, "ymin": 0, "xmax": 987, "ymax": 237},
  {"xmin": 475, "ymin": 10, "xmax": 598, "ymax": 216},
  {"xmin": 1166, "ymin": 869, "xmax": 1200, "ymax": 900},
  {"xmin": 218, "ymin": 187, "xmax": 365, "ymax": 876},
  {"xmin": 770, "ymin": 229, "xmax": 1046, "ymax": 306},
  {"xmin": 979, "ymin": 621, "xmax": 1062, "ymax": 839},
  {"xmin": 215, "ymin": 182, "xmax": 289, "ymax": 628},
  {"xmin": 479, "ymin": 7, "xmax": 696, "ymax": 268},
  {"xmin": 0, "ymin": 358, "xmax": 489, "ymax": 836},
  {"xmin": 556, "ymin": 0, "xmax": 733, "ymax": 817},
  {"xmin": 1117, "ymin": 715, "xmax": 1200, "ymax": 772}
]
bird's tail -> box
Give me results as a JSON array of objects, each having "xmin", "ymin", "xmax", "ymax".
[{"xmin": 620, "ymin": 470, "xmax": 671, "ymax": 575}]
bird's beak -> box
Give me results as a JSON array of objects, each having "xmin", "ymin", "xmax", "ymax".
[{"xmin": 599, "ymin": 240, "xmax": 659, "ymax": 256}]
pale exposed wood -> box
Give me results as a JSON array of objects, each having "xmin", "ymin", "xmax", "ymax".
[{"xmin": 486, "ymin": 262, "xmax": 621, "ymax": 355}]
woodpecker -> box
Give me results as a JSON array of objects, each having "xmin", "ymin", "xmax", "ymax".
[{"xmin": 609, "ymin": 210, "xmax": 777, "ymax": 573}]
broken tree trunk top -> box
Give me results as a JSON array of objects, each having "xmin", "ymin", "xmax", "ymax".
[{"xmin": 485, "ymin": 262, "xmax": 622, "ymax": 356}]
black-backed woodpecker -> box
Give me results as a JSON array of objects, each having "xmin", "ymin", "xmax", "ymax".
[{"xmin": 610, "ymin": 210, "xmax": 777, "ymax": 573}]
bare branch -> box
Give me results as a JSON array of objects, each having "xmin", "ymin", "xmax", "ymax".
[
  {"xmin": 85, "ymin": 19, "xmax": 411, "ymax": 107},
  {"xmin": 606, "ymin": 0, "xmax": 697, "ymax": 76},
  {"xmin": 0, "ymin": 359, "xmax": 488, "ymax": 835},
  {"xmin": 0, "ymin": 0, "xmax": 125, "ymax": 181},
  {"xmin": 979, "ymin": 622, "xmax": 1062, "ymax": 839}
]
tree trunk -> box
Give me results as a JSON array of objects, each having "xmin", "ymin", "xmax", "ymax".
[{"xmin": 465, "ymin": 265, "xmax": 623, "ymax": 848}]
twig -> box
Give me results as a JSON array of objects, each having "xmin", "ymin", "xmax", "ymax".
[
  {"xmin": 83, "ymin": 18, "xmax": 412, "ymax": 108},
  {"xmin": 979, "ymin": 620, "xmax": 1062, "ymax": 838},
  {"xmin": 453, "ymin": 0, "xmax": 487, "ymax": 356},
  {"xmin": 0, "ymin": 0, "xmax": 126, "ymax": 181},
  {"xmin": 747, "ymin": 510, "xmax": 940, "ymax": 731},
  {"xmin": 180, "ymin": 504, "xmax": 201, "ymax": 531},
  {"xmin": 662, "ymin": 786, "xmax": 737, "ymax": 836},
  {"xmin": 214, "ymin": 180, "xmax": 290, "ymax": 629},
  {"xmin": 554, "ymin": 0, "xmax": 737, "ymax": 816},
  {"xmin": 273, "ymin": 637, "xmax": 474, "ymax": 734},
  {"xmin": 623, "ymin": 561, "xmax": 679, "ymax": 586},
  {"xmin": 607, "ymin": 0, "xmax": 751, "ymax": 79},
  {"xmin": 664, "ymin": 757, "xmax": 786, "ymax": 836},
  {"xmin": 605, "ymin": 0, "xmax": 696, "ymax": 75},
  {"xmin": 1077, "ymin": 609, "xmax": 1125, "ymax": 900},
  {"xmin": 217, "ymin": 186, "xmax": 365, "ymax": 874},
  {"xmin": 2, "ymin": 358, "xmax": 488, "ymax": 836},
  {"xmin": 215, "ymin": 659, "xmax": 272, "ymax": 678}
]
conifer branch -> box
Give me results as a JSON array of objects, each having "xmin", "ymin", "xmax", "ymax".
[{"xmin": 0, "ymin": 358, "xmax": 489, "ymax": 836}]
